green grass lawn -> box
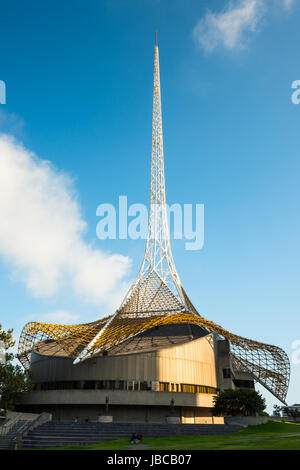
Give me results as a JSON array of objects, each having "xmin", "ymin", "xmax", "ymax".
[{"xmin": 26, "ymin": 421, "xmax": 300, "ymax": 450}]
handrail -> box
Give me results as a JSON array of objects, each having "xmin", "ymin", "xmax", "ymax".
[
  {"xmin": 14, "ymin": 412, "xmax": 52, "ymax": 449},
  {"xmin": 0, "ymin": 413, "xmax": 23, "ymax": 435}
]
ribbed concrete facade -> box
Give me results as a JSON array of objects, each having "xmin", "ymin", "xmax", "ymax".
[
  {"xmin": 16, "ymin": 330, "xmax": 222, "ymax": 422},
  {"xmin": 28, "ymin": 333, "xmax": 217, "ymax": 386},
  {"xmin": 16, "ymin": 327, "xmax": 253, "ymax": 422}
]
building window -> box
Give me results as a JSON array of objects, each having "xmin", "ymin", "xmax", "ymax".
[
  {"xmin": 96, "ymin": 380, "xmax": 109, "ymax": 390},
  {"xmin": 181, "ymin": 384, "xmax": 216, "ymax": 394},
  {"xmin": 128, "ymin": 381, "xmax": 133, "ymax": 391},
  {"xmin": 181, "ymin": 384, "xmax": 194, "ymax": 393},
  {"xmin": 35, "ymin": 380, "xmax": 217, "ymax": 395},
  {"xmin": 233, "ymin": 379, "xmax": 254, "ymax": 389},
  {"xmin": 140, "ymin": 381, "xmax": 152, "ymax": 391},
  {"xmin": 83, "ymin": 381, "xmax": 95, "ymax": 389},
  {"xmin": 114, "ymin": 380, "xmax": 125, "ymax": 390},
  {"xmin": 159, "ymin": 382, "xmax": 169, "ymax": 392},
  {"xmin": 223, "ymin": 368, "xmax": 231, "ymax": 379},
  {"xmin": 170, "ymin": 383, "xmax": 180, "ymax": 392}
]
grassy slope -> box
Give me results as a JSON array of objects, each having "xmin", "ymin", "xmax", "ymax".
[{"xmin": 26, "ymin": 421, "xmax": 300, "ymax": 451}]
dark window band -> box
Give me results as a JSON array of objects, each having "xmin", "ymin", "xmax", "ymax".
[{"xmin": 34, "ymin": 380, "xmax": 218, "ymax": 394}]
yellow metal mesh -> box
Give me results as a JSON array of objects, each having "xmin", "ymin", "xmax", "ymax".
[{"xmin": 17, "ymin": 304, "xmax": 290, "ymax": 403}]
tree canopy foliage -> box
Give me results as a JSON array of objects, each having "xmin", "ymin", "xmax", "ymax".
[
  {"xmin": 213, "ymin": 388, "xmax": 266, "ymax": 417},
  {"xmin": 0, "ymin": 324, "xmax": 33, "ymax": 413}
]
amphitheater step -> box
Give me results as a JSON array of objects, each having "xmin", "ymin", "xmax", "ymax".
[{"xmin": 22, "ymin": 422, "xmax": 242, "ymax": 448}]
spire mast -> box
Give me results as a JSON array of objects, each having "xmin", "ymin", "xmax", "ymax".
[
  {"xmin": 73, "ymin": 37, "xmax": 188, "ymax": 365},
  {"xmin": 137, "ymin": 35, "xmax": 184, "ymax": 300}
]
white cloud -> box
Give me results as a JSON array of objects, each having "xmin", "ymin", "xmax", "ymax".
[
  {"xmin": 282, "ymin": 0, "xmax": 295, "ymax": 9},
  {"xmin": 193, "ymin": 0, "xmax": 296, "ymax": 53},
  {"xmin": 34, "ymin": 310, "xmax": 80, "ymax": 325},
  {"xmin": 0, "ymin": 134, "xmax": 131, "ymax": 308},
  {"xmin": 193, "ymin": 0, "xmax": 265, "ymax": 53}
]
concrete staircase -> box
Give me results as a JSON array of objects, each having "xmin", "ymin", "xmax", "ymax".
[
  {"xmin": 22, "ymin": 421, "xmax": 242, "ymax": 448},
  {"xmin": 0, "ymin": 420, "xmax": 31, "ymax": 450}
]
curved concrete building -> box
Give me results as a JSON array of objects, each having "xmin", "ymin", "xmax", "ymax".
[{"xmin": 16, "ymin": 325, "xmax": 255, "ymax": 422}]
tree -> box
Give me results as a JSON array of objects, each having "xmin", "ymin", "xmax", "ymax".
[
  {"xmin": 213, "ymin": 388, "xmax": 266, "ymax": 417},
  {"xmin": 273, "ymin": 404, "xmax": 282, "ymax": 417},
  {"xmin": 0, "ymin": 324, "xmax": 33, "ymax": 413},
  {"xmin": 281, "ymin": 406, "xmax": 300, "ymax": 418}
]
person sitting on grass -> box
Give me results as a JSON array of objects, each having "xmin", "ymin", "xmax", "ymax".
[{"xmin": 130, "ymin": 433, "xmax": 137, "ymax": 444}]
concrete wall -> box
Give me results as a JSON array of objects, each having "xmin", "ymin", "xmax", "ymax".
[
  {"xmin": 16, "ymin": 333, "xmax": 222, "ymax": 423},
  {"xmin": 224, "ymin": 416, "xmax": 271, "ymax": 427},
  {"xmin": 16, "ymin": 389, "xmax": 215, "ymax": 409},
  {"xmin": 15, "ymin": 402, "xmax": 222, "ymax": 423},
  {"xmin": 6, "ymin": 410, "xmax": 40, "ymax": 421},
  {"xmin": 156, "ymin": 334, "xmax": 217, "ymax": 387},
  {"xmin": 16, "ymin": 334, "xmax": 258, "ymax": 423},
  {"xmin": 215, "ymin": 339, "xmax": 256, "ymax": 391},
  {"xmin": 29, "ymin": 333, "xmax": 218, "ymax": 389},
  {"xmin": 216, "ymin": 339, "xmax": 232, "ymax": 391}
]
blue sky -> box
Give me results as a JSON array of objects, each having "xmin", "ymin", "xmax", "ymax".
[{"xmin": 0, "ymin": 0, "xmax": 299, "ymax": 411}]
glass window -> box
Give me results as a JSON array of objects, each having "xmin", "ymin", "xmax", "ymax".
[
  {"xmin": 96, "ymin": 380, "xmax": 104, "ymax": 390},
  {"xmin": 115, "ymin": 380, "xmax": 125, "ymax": 390},
  {"xmin": 223, "ymin": 368, "xmax": 231, "ymax": 379},
  {"xmin": 159, "ymin": 382, "xmax": 169, "ymax": 392},
  {"xmin": 36, "ymin": 380, "xmax": 217, "ymax": 394},
  {"xmin": 140, "ymin": 381, "xmax": 152, "ymax": 391},
  {"xmin": 108, "ymin": 380, "xmax": 115, "ymax": 390},
  {"xmin": 128, "ymin": 381, "xmax": 133, "ymax": 391}
]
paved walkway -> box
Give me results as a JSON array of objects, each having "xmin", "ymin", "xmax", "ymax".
[{"xmin": 126, "ymin": 444, "xmax": 151, "ymax": 449}]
